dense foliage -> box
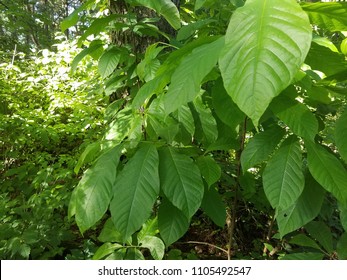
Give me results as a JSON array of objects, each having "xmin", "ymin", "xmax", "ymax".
[{"xmin": 1, "ymin": 0, "xmax": 347, "ymax": 260}]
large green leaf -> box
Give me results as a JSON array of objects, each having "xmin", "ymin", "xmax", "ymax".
[
  {"xmin": 301, "ymin": 2, "xmax": 347, "ymax": 32},
  {"xmin": 219, "ymin": 0, "xmax": 312, "ymax": 126},
  {"xmin": 98, "ymin": 47, "xmax": 121, "ymax": 79},
  {"xmin": 164, "ymin": 37, "xmax": 224, "ymax": 114},
  {"xmin": 271, "ymin": 96, "xmax": 318, "ymax": 141},
  {"xmin": 177, "ymin": 104, "xmax": 195, "ymax": 137},
  {"xmin": 335, "ymin": 108, "xmax": 347, "ymax": 164},
  {"xmin": 263, "ymin": 136, "xmax": 305, "ymax": 211},
  {"xmin": 241, "ymin": 125, "xmax": 285, "ymax": 172},
  {"xmin": 277, "ymin": 174, "xmax": 325, "ymax": 238},
  {"xmin": 132, "ymin": 0, "xmax": 181, "ymax": 30},
  {"xmin": 196, "ymin": 156, "xmax": 221, "ymax": 188},
  {"xmin": 110, "ymin": 144, "xmax": 160, "ymax": 241},
  {"xmin": 158, "ymin": 199, "xmax": 190, "ymax": 246},
  {"xmin": 73, "ymin": 146, "xmax": 122, "ymax": 233},
  {"xmin": 158, "ymin": 147, "xmax": 204, "ymax": 218},
  {"xmin": 306, "ymin": 141, "xmax": 347, "ymax": 205}
]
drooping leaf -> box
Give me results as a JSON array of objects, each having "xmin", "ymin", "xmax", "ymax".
[
  {"xmin": 73, "ymin": 146, "xmax": 122, "ymax": 233},
  {"xmin": 305, "ymin": 221, "xmax": 333, "ymax": 254},
  {"xmin": 288, "ymin": 234, "xmax": 322, "ymax": 251},
  {"xmin": 192, "ymin": 95, "xmax": 218, "ymax": 145},
  {"xmin": 301, "ymin": 2, "xmax": 347, "ymax": 32},
  {"xmin": 335, "ymin": 108, "xmax": 347, "ymax": 164},
  {"xmin": 263, "ymin": 136, "xmax": 305, "ymax": 211},
  {"xmin": 219, "ymin": 0, "xmax": 312, "ymax": 126},
  {"xmin": 74, "ymin": 142, "xmax": 101, "ymax": 174},
  {"xmin": 241, "ymin": 125, "xmax": 285, "ymax": 172},
  {"xmin": 93, "ymin": 242, "xmax": 123, "ymax": 260},
  {"xmin": 60, "ymin": 0, "xmax": 94, "ymax": 31},
  {"xmin": 271, "ymin": 96, "xmax": 318, "ymax": 141},
  {"xmin": 98, "ymin": 47, "xmax": 121, "ymax": 79},
  {"xmin": 196, "ymin": 156, "xmax": 221, "ymax": 187},
  {"xmin": 164, "ymin": 37, "xmax": 224, "ymax": 114},
  {"xmin": 139, "ymin": 236, "xmax": 165, "ymax": 260},
  {"xmin": 158, "ymin": 199, "xmax": 190, "ymax": 246},
  {"xmin": 306, "ymin": 141, "xmax": 347, "ymax": 205},
  {"xmin": 158, "ymin": 147, "xmax": 204, "ymax": 218},
  {"xmin": 104, "ymin": 107, "xmax": 133, "ymax": 141},
  {"xmin": 110, "ymin": 144, "xmax": 160, "ymax": 241},
  {"xmin": 277, "ymin": 174, "xmax": 325, "ymax": 238},
  {"xmin": 212, "ymin": 78, "xmax": 245, "ymax": 129},
  {"xmin": 200, "ymin": 186, "xmax": 226, "ymax": 227},
  {"xmin": 132, "ymin": 0, "xmax": 181, "ymax": 30}
]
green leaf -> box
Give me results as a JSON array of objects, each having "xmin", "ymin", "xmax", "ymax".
[
  {"xmin": 289, "ymin": 234, "xmax": 322, "ymax": 251},
  {"xmin": 60, "ymin": 0, "xmax": 94, "ymax": 31},
  {"xmin": 301, "ymin": 2, "xmax": 347, "ymax": 32},
  {"xmin": 195, "ymin": 0, "xmax": 208, "ymax": 10},
  {"xmin": 139, "ymin": 236, "xmax": 165, "ymax": 260},
  {"xmin": 164, "ymin": 37, "xmax": 224, "ymax": 114},
  {"xmin": 341, "ymin": 38, "xmax": 347, "ymax": 56},
  {"xmin": 73, "ymin": 146, "xmax": 122, "ymax": 233},
  {"xmin": 271, "ymin": 96, "xmax": 318, "ymax": 141},
  {"xmin": 110, "ymin": 144, "xmax": 160, "ymax": 241},
  {"xmin": 337, "ymin": 232, "xmax": 347, "ymax": 260},
  {"xmin": 241, "ymin": 125, "xmax": 285, "ymax": 172},
  {"xmin": 263, "ymin": 136, "xmax": 304, "ymax": 210},
  {"xmin": 219, "ymin": 0, "xmax": 312, "ymax": 126},
  {"xmin": 137, "ymin": 218, "xmax": 158, "ymax": 241},
  {"xmin": 200, "ymin": 186, "xmax": 226, "ymax": 227},
  {"xmin": 335, "ymin": 108, "xmax": 347, "ymax": 164},
  {"xmin": 177, "ymin": 19, "xmax": 214, "ymax": 41},
  {"xmin": 212, "ymin": 79, "xmax": 245, "ymax": 129},
  {"xmin": 277, "ymin": 174, "xmax": 325, "ymax": 238},
  {"xmin": 98, "ymin": 218, "xmax": 125, "ymax": 243},
  {"xmin": 281, "ymin": 252, "xmax": 324, "ymax": 260},
  {"xmin": 104, "ymin": 107, "xmax": 133, "ymax": 141},
  {"xmin": 158, "ymin": 199, "xmax": 190, "ymax": 246},
  {"xmin": 133, "ymin": 0, "xmax": 180, "ymax": 30},
  {"xmin": 74, "ymin": 142, "xmax": 101, "ymax": 174},
  {"xmin": 306, "ymin": 141, "xmax": 347, "ymax": 205},
  {"xmin": 193, "ymin": 95, "xmax": 218, "ymax": 145},
  {"xmin": 196, "ymin": 156, "xmax": 221, "ymax": 187},
  {"xmin": 18, "ymin": 244, "xmax": 30, "ymax": 259},
  {"xmin": 305, "ymin": 221, "xmax": 333, "ymax": 254},
  {"xmin": 158, "ymin": 147, "xmax": 204, "ymax": 218},
  {"xmin": 124, "ymin": 248, "xmax": 145, "ymax": 260},
  {"xmin": 177, "ymin": 104, "xmax": 195, "ymax": 137},
  {"xmin": 93, "ymin": 243, "xmax": 123, "ymax": 260},
  {"xmin": 339, "ymin": 204, "xmax": 347, "ymax": 232},
  {"xmin": 98, "ymin": 47, "xmax": 121, "ymax": 79},
  {"xmin": 71, "ymin": 43, "xmax": 104, "ymax": 73}
]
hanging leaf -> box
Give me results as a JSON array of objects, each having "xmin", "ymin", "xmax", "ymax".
[
  {"xmin": 164, "ymin": 37, "xmax": 224, "ymax": 114},
  {"xmin": 301, "ymin": 2, "xmax": 347, "ymax": 32},
  {"xmin": 305, "ymin": 221, "xmax": 333, "ymax": 254},
  {"xmin": 110, "ymin": 144, "xmax": 160, "ymax": 241},
  {"xmin": 158, "ymin": 147, "xmax": 204, "ymax": 218},
  {"xmin": 241, "ymin": 125, "xmax": 285, "ymax": 172},
  {"xmin": 200, "ymin": 186, "xmax": 226, "ymax": 227},
  {"xmin": 271, "ymin": 96, "xmax": 318, "ymax": 141},
  {"xmin": 98, "ymin": 218, "xmax": 129, "ymax": 244},
  {"xmin": 158, "ymin": 199, "xmax": 190, "ymax": 246},
  {"xmin": 263, "ymin": 136, "xmax": 305, "ymax": 210},
  {"xmin": 306, "ymin": 141, "xmax": 347, "ymax": 205},
  {"xmin": 73, "ymin": 146, "xmax": 122, "ymax": 233},
  {"xmin": 277, "ymin": 174, "xmax": 325, "ymax": 238},
  {"xmin": 98, "ymin": 47, "xmax": 121, "ymax": 79},
  {"xmin": 93, "ymin": 243, "xmax": 123, "ymax": 260},
  {"xmin": 335, "ymin": 108, "xmax": 347, "ymax": 164},
  {"xmin": 219, "ymin": 0, "xmax": 312, "ymax": 126},
  {"xmin": 196, "ymin": 156, "xmax": 221, "ymax": 187},
  {"xmin": 288, "ymin": 234, "xmax": 322, "ymax": 251}
]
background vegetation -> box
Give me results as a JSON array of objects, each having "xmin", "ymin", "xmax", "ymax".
[{"xmin": 1, "ymin": 0, "xmax": 347, "ymax": 260}]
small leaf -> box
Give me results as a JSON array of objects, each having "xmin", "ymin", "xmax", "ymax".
[
  {"xmin": 139, "ymin": 236, "xmax": 165, "ymax": 260},
  {"xmin": 271, "ymin": 96, "xmax": 318, "ymax": 141},
  {"xmin": 74, "ymin": 142, "xmax": 101, "ymax": 174},
  {"xmin": 219, "ymin": 0, "xmax": 312, "ymax": 126},
  {"xmin": 98, "ymin": 47, "xmax": 121, "ymax": 79},
  {"xmin": 159, "ymin": 147, "xmax": 204, "ymax": 218},
  {"xmin": 158, "ymin": 199, "xmax": 190, "ymax": 246},
  {"xmin": 137, "ymin": 218, "xmax": 158, "ymax": 241},
  {"xmin": 93, "ymin": 243, "xmax": 123, "ymax": 260},
  {"xmin": 110, "ymin": 144, "xmax": 160, "ymax": 241},
  {"xmin": 289, "ymin": 234, "xmax": 322, "ymax": 251},
  {"xmin": 263, "ymin": 136, "xmax": 305, "ymax": 210},
  {"xmin": 71, "ymin": 43, "xmax": 104, "ymax": 73},
  {"xmin": 200, "ymin": 186, "xmax": 226, "ymax": 227},
  {"xmin": 305, "ymin": 221, "xmax": 333, "ymax": 254},
  {"xmin": 241, "ymin": 125, "xmax": 285, "ymax": 172},
  {"xmin": 196, "ymin": 156, "xmax": 221, "ymax": 187},
  {"xmin": 98, "ymin": 218, "xmax": 125, "ymax": 244},
  {"xmin": 306, "ymin": 141, "xmax": 347, "ymax": 205}
]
